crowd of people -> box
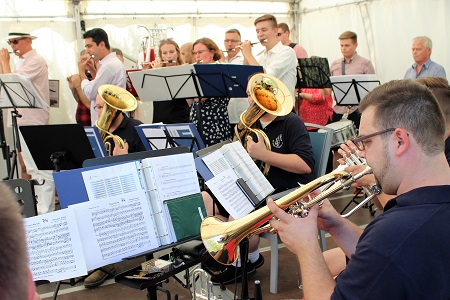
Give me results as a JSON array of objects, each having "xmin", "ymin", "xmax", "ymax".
[{"xmin": 0, "ymin": 12, "xmax": 449, "ymax": 299}]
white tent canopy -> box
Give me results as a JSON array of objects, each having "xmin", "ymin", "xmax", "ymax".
[{"xmin": 0, "ymin": 0, "xmax": 448, "ymax": 124}]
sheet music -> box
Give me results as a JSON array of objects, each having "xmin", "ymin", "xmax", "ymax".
[
  {"xmin": 142, "ymin": 127, "xmax": 171, "ymax": 150},
  {"xmin": 143, "ymin": 152, "xmax": 200, "ymax": 200},
  {"xmin": 82, "ymin": 161, "xmax": 142, "ymax": 201},
  {"xmin": 25, "ymin": 209, "xmax": 87, "ymax": 282},
  {"xmin": 206, "ymin": 168, "xmax": 254, "ymax": 219},
  {"xmin": 222, "ymin": 142, "xmax": 274, "ymax": 200},
  {"xmin": 71, "ymin": 192, "xmax": 160, "ymax": 270}
]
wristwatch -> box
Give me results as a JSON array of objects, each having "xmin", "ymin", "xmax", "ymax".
[{"xmin": 369, "ymin": 184, "xmax": 382, "ymax": 195}]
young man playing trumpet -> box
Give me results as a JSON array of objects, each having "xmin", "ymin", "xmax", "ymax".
[{"xmin": 268, "ymin": 80, "xmax": 450, "ymax": 299}]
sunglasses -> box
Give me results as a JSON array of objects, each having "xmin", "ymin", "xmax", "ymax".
[
  {"xmin": 7, "ymin": 38, "xmax": 26, "ymax": 45},
  {"xmin": 277, "ymin": 32, "xmax": 283, "ymax": 37}
]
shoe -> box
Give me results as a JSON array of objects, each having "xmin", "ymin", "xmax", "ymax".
[
  {"xmin": 249, "ymin": 254, "xmax": 264, "ymax": 269},
  {"xmin": 84, "ymin": 265, "xmax": 116, "ymax": 288},
  {"xmin": 210, "ymin": 263, "xmax": 256, "ymax": 285}
]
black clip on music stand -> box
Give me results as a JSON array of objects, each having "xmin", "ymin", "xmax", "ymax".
[
  {"xmin": 295, "ymin": 57, "xmax": 332, "ymax": 116},
  {"xmin": 19, "ymin": 124, "xmax": 95, "ymax": 172},
  {"xmin": 0, "ymin": 74, "xmax": 49, "ymax": 179}
]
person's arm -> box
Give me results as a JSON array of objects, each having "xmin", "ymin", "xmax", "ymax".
[
  {"xmin": 0, "ymin": 48, "xmax": 11, "ymax": 74},
  {"xmin": 246, "ymin": 132, "xmax": 311, "ymax": 174},
  {"xmin": 69, "ymin": 74, "xmax": 91, "ymax": 108},
  {"xmin": 241, "ymin": 40, "xmax": 261, "ymax": 68},
  {"xmin": 267, "ymin": 198, "xmax": 361, "ymax": 299}
]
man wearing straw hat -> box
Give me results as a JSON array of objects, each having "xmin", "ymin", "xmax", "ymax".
[{"xmin": 0, "ymin": 24, "xmax": 55, "ymax": 215}]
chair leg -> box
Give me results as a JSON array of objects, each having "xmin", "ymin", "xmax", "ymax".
[{"xmin": 269, "ymin": 234, "xmax": 278, "ymax": 294}]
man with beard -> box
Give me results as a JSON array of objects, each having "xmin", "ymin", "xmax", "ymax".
[{"xmin": 268, "ymin": 79, "xmax": 450, "ymax": 299}]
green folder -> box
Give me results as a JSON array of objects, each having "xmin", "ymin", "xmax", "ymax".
[{"xmin": 164, "ymin": 193, "xmax": 206, "ymax": 241}]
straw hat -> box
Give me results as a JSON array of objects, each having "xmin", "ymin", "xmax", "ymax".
[{"xmin": 5, "ymin": 24, "xmax": 37, "ymax": 40}]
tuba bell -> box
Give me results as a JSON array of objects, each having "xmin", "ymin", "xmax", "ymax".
[
  {"xmin": 95, "ymin": 84, "xmax": 138, "ymax": 155},
  {"xmin": 234, "ymin": 73, "xmax": 293, "ymax": 175}
]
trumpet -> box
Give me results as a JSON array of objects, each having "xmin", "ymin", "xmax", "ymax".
[
  {"xmin": 200, "ymin": 156, "xmax": 379, "ymax": 265},
  {"xmin": 192, "ymin": 268, "xmax": 220, "ymax": 300}
]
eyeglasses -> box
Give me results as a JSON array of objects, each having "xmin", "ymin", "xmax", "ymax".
[
  {"xmin": 93, "ymin": 105, "xmax": 104, "ymax": 111},
  {"xmin": 7, "ymin": 38, "xmax": 26, "ymax": 45},
  {"xmin": 224, "ymin": 39, "xmax": 240, "ymax": 43},
  {"xmin": 353, "ymin": 128, "xmax": 396, "ymax": 151},
  {"xmin": 192, "ymin": 49, "xmax": 210, "ymax": 55}
]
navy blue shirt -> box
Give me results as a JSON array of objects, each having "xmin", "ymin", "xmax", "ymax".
[
  {"xmin": 111, "ymin": 113, "xmax": 146, "ymax": 154},
  {"xmin": 254, "ymin": 112, "xmax": 315, "ymax": 190},
  {"xmin": 333, "ymin": 185, "xmax": 450, "ymax": 299}
]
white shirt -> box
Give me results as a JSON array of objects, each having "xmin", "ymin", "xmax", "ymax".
[
  {"xmin": 224, "ymin": 51, "xmax": 248, "ymax": 124},
  {"xmin": 256, "ymin": 42, "xmax": 297, "ymax": 101},
  {"xmin": 81, "ymin": 52, "xmax": 127, "ymax": 124}
]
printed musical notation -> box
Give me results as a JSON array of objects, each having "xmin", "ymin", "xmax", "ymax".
[{"xmin": 25, "ymin": 210, "xmax": 87, "ymax": 282}]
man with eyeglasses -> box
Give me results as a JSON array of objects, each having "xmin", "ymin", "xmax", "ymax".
[
  {"xmin": 223, "ymin": 29, "xmax": 249, "ymax": 137},
  {"xmin": 241, "ymin": 14, "xmax": 297, "ymax": 101},
  {"xmin": 276, "ymin": 23, "xmax": 308, "ymax": 59},
  {"xmin": 268, "ymin": 79, "xmax": 450, "ymax": 299},
  {"xmin": 0, "ymin": 25, "xmax": 55, "ymax": 216}
]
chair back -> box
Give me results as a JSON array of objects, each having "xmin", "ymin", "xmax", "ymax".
[
  {"xmin": 305, "ymin": 123, "xmax": 334, "ymax": 178},
  {"xmin": 2, "ymin": 179, "xmax": 38, "ymax": 217}
]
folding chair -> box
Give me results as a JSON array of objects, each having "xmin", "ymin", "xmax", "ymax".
[{"xmin": 260, "ymin": 123, "xmax": 334, "ymax": 293}]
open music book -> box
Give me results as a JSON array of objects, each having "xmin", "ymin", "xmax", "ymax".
[
  {"xmin": 195, "ymin": 141, "xmax": 274, "ymax": 219},
  {"xmin": 26, "ymin": 152, "xmax": 205, "ymax": 282}
]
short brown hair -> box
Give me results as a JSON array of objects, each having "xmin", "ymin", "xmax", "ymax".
[
  {"xmin": 416, "ymin": 77, "xmax": 450, "ymax": 128},
  {"xmin": 339, "ymin": 31, "xmax": 357, "ymax": 43},
  {"xmin": 277, "ymin": 23, "xmax": 290, "ymax": 33},
  {"xmin": 193, "ymin": 37, "xmax": 222, "ymax": 61},
  {"xmin": 254, "ymin": 14, "xmax": 277, "ymax": 28},
  {"xmin": 359, "ymin": 80, "xmax": 445, "ymax": 156},
  {"xmin": 0, "ymin": 183, "xmax": 29, "ymax": 299}
]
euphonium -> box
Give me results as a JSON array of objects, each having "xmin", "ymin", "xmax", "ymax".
[
  {"xmin": 233, "ymin": 73, "xmax": 293, "ymax": 175},
  {"xmin": 201, "ymin": 157, "xmax": 379, "ymax": 265},
  {"xmin": 95, "ymin": 84, "xmax": 138, "ymax": 155}
]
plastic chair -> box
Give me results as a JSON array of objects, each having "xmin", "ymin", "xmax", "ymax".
[{"xmin": 260, "ymin": 123, "xmax": 334, "ymax": 294}]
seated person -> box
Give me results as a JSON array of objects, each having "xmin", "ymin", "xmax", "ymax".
[{"xmin": 202, "ymin": 78, "xmax": 315, "ymax": 284}]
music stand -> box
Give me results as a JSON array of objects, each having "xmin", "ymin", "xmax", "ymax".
[
  {"xmin": 330, "ymin": 74, "xmax": 380, "ymax": 108},
  {"xmin": 128, "ymin": 64, "xmax": 263, "ymax": 139},
  {"xmin": 19, "ymin": 124, "xmax": 95, "ymax": 172},
  {"xmin": 294, "ymin": 57, "xmax": 331, "ymax": 115},
  {"xmin": 0, "ymin": 73, "xmax": 50, "ymax": 179}
]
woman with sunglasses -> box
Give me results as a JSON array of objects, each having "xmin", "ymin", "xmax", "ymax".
[
  {"xmin": 190, "ymin": 37, "xmax": 232, "ymax": 147},
  {"xmin": 149, "ymin": 39, "xmax": 190, "ymax": 124}
]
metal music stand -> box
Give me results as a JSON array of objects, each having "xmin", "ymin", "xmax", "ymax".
[
  {"xmin": 294, "ymin": 57, "xmax": 331, "ymax": 115},
  {"xmin": 0, "ymin": 73, "xmax": 50, "ymax": 179},
  {"xmin": 330, "ymin": 74, "xmax": 380, "ymax": 108},
  {"xmin": 19, "ymin": 124, "xmax": 95, "ymax": 172}
]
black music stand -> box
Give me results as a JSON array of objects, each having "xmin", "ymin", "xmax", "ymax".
[
  {"xmin": 19, "ymin": 124, "xmax": 95, "ymax": 172},
  {"xmin": 128, "ymin": 64, "xmax": 263, "ymax": 140},
  {"xmin": 330, "ymin": 74, "xmax": 380, "ymax": 113},
  {"xmin": 294, "ymin": 57, "xmax": 331, "ymax": 115},
  {"xmin": 0, "ymin": 73, "xmax": 50, "ymax": 179}
]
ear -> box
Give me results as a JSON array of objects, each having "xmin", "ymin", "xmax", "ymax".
[{"xmin": 393, "ymin": 128, "xmax": 409, "ymax": 156}]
